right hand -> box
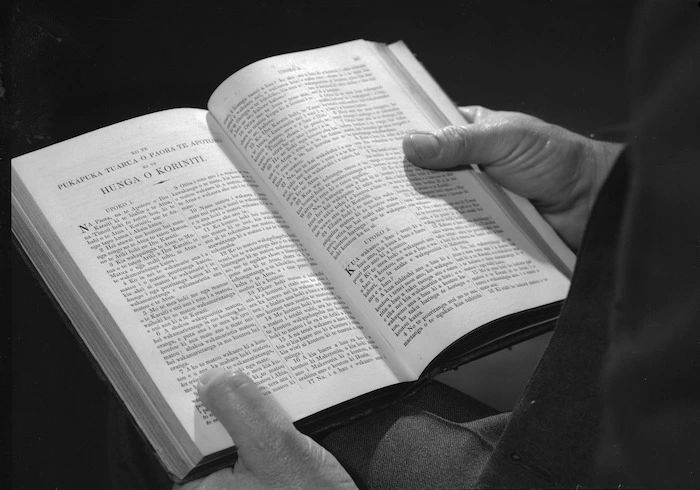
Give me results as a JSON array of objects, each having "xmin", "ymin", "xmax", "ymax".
[{"xmin": 403, "ymin": 106, "xmax": 624, "ymax": 250}]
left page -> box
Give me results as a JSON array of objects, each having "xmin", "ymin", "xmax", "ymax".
[{"xmin": 11, "ymin": 108, "xmax": 401, "ymax": 472}]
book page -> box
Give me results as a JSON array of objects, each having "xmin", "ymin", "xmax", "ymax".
[
  {"xmin": 11, "ymin": 108, "xmax": 400, "ymax": 460},
  {"xmin": 384, "ymin": 41, "xmax": 576, "ymax": 276},
  {"xmin": 208, "ymin": 40, "xmax": 572, "ymax": 375}
]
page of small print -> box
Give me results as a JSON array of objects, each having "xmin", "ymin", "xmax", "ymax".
[{"xmin": 12, "ymin": 40, "xmax": 571, "ymax": 460}]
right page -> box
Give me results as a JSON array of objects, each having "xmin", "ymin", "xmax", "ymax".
[{"xmin": 208, "ymin": 40, "xmax": 572, "ymax": 376}]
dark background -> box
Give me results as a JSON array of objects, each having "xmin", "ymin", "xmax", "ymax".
[{"xmin": 8, "ymin": 1, "xmax": 637, "ymax": 488}]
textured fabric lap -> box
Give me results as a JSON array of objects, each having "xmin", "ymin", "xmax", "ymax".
[{"xmin": 317, "ymin": 381, "xmax": 509, "ymax": 489}]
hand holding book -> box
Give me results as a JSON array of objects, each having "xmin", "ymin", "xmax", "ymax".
[
  {"xmin": 175, "ymin": 369, "xmax": 357, "ymax": 490},
  {"xmin": 403, "ymin": 106, "xmax": 625, "ymax": 250},
  {"xmin": 12, "ymin": 40, "xmax": 576, "ymax": 480}
]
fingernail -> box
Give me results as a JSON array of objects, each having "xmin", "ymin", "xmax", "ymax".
[
  {"xmin": 409, "ymin": 132, "xmax": 441, "ymax": 160},
  {"xmin": 199, "ymin": 367, "xmax": 228, "ymax": 386}
]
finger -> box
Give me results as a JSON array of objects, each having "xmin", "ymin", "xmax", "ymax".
[
  {"xmin": 198, "ymin": 369, "xmax": 304, "ymax": 475},
  {"xmin": 403, "ymin": 122, "xmax": 512, "ymax": 170},
  {"xmin": 458, "ymin": 105, "xmax": 496, "ymax": 123}
]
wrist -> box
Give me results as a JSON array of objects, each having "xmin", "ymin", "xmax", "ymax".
[
  {"xmin": 547, "ymin": 136, "xmax": 624, "ymax": 251},
  {"xmin": 563, "ymin": 138, "xmax": 624, "ymax": 249},
  {"xmin": 583, "ymin": 139, "xmax": 625, "ymax": 209}
]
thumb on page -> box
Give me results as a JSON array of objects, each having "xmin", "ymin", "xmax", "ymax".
[
  {"xmin": 196, "ymin": 368, "xmax": 357, "ymax": 489},
  {"xmin": 403, "ymin": 122, "xmax": 513, "ymax": 170},
  {"xmin": 197, "ymin": 368, "xmax": 302, "ymax": 475}
]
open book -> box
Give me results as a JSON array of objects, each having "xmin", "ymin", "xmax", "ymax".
[{"xmin": 11, "ymin": 40, "xmax": 574, "ymax": 482}]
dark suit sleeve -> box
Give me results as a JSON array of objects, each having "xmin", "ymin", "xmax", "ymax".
[{"xmin": 598, "ymin": 1, "xmax": 700, "ymax": 486}]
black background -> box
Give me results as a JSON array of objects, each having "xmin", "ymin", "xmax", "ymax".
[{"xmin": 8, "ymin": 1, "xmax": 637, "ymax": 487}]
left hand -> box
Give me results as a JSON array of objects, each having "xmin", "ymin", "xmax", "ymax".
[{"xmin": 174, "ymin": 368, "xmax": 357, "ymax": 490}]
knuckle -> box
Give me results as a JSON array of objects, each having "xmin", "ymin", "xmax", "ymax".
[
  {"xmin": 472, "ymin": 105, "xmax": 488, "ymax": 118},
  {"xmin": 438, "ymin": 125, "xmax": 471, "ymax": 155},
  {"xmin": 485, "ymin": 118, "xmax": 518, "ymax": 138}
]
